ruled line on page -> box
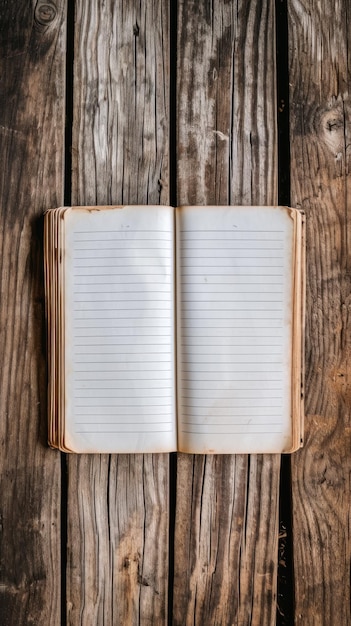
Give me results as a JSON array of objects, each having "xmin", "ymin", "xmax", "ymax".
[
  {"xmin": 73, "ymin": 314, "xmax": 173, "ymax": 320},
  {"xmin": 180, "ymin": 340, "xmax": 283, "ymax": 346},
  {"xmin": 74, "ymin": 407, "xmax": 171, "ymax": 415},
  {"xmin": 73, "ymin": 228, "xmax": 173, "ymax": 232},
  {"xmin": 73, "ymin": 278, "xmax": 170, "ymax": 284},
  {"xmin": 74, "ymin": 384, "xmax": 172, "ymax": 390},
  {"xmin": 180, "ymin": 411, "xmax": 283, "ymax": 417},
  {"xmin": 76, "ymin": 428, "xmax": 173, "ymax": 432},
  {"xmin": 73, "ymin": 304, "xmax": 171, "ymax": 311},
  {"xmin": 181, "ymin": 402, "xmax": 283, "ymax": 409},
  {"xmin": 181, "ymin": 379, "xmax": 283, "ymax": 383},
  {"xmin": 181, "ymin": 393, "xmax": 283, "ymax": 399},
  {"xmin": 180, "ymin": 407, "xmax": 283, "ymax": 414},
  {"xmin": 179, "ymin": 229, "xmax": 285, "ymax": 233},
  {"xmin": 73, "ymin": 271, "xmax": 172, "ymax": 277},
  {"xmin": 74, "ymin": 366, "xmax": 172, "ymax": 373},
  {"xmin": 181, "ymin": 430, "xmax": 283, "ymax": 435},
  {"xmin": 181, "ymin": 421, "xmax": 283, "ymax": 426},
  {"xmin": 76, "ymin": 421, "xmax": 174, "ymax": 425},
  {"xmin": 74, "ymin": 376, "xmax": 173, "ymax": 382},
  {"xmin": 73, "ymin": 291, "xmax": 169, "ymax": 297},
  {"xmin": 74, "ymin": 340, "xmax": 172, "ymax": 346},
  {"xmin": 74, "ymin": 360, "xmax": 172, "ymax": 365},
  {"xmin": 74, "ymin": 259, "xmax": 172, "ymax": 267},
  {"xmin": 73, "ymin": 324, "xmax": 172, "ymax": 330},
  {"xmin": 73, "ymin": 392, "xmax": 172, "ymax": 398}
]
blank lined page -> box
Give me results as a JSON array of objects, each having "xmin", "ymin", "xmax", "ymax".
[
  {"xmin": 63, "ymin": 206, "xmax": 176, "ymax": 453},
  {"xmin": 176, "ymin": 205, "xmax": 296, "ymax": 454}
]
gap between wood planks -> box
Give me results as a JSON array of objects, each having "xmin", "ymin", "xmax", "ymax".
[
  {"xmin": 61, "ymin": 1, "xmax": 75, "ymax": 625},
  {"xmin": 168, "ymin": 1, "xmax": 178, "ymax": 623},
  {"xmin": 276, "ymin": 0, "xmax": 294, "ymax": 623},
  {"xmin": 60, "ymin": 0, "xmax": 294, "ymax": 623}
]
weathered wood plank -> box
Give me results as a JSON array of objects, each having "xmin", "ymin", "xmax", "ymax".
[
  {"xmin": 67, "ymin": 1, "xmax": 170, "ymax": 624},
  {"xmin": 72, "ymin": 0, "xmax": 169, "ymax": 206},
  {"xmin": 67, "ymin": 455, "xmax": 169, "ymax": 624},
  {"xmin": 174, "ymin": 1, "xmax": 280, "ymax": 624},
  {"xmin": 289, "ymin": 1, "xmax": 351, "ymax": 623},
  {"xmin": 0, "ymin": 1, "xmax": 66, "ymax": 624}
]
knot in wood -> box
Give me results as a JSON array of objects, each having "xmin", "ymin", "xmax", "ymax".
[
  {"xmin": 325, "ymin": 117, "xmax": 343, "ymax": 133},
  {"xmin": 34, "ymin": 1, "xmax": 57, "ymax": 26},
  {"xmin": 320, "ymin": 104, "xmax": 346, "ymax": 156}
]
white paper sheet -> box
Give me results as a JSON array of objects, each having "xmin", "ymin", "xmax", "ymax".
[
  {"xmin": 176, "ymin": 205, "xmax": 295, "ymax": 453},
  {"xmin": 63, "ymin": 205, "xmax": 176, "ymax": 453}
]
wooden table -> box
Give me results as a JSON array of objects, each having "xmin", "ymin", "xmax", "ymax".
[{"xmin": 1, "ymin": 1, "xmax": 350, "ymax": 624}]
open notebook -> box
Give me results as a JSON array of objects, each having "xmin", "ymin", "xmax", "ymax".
[{"xmin": 44, "ymin": 205, "xmax": 305, "ymax": 454}]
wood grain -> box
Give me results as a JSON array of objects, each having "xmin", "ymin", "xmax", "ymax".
[
  {"xmin": 177, "ymin": 0, "xmax": 277, "ymax": 206},
  {"xmin": 174, "ymin": 1, "xmax": 280, "ymax": 624},
  {"xmin": 72, "ymin": 0, "xmax": 169, "ymax": 206},
  {"xmin": 67, "ymin": 1, "xmax": 170, "ymax": 624},
  {"xmin": 67, "ymin": 455, "xmax": 169, "ymax": 624},
  {"xmin": 0, "ymin": 1, "xmax": 66, "ymax": 624},
  {"xmin": 289, "ymin": 0, "xmax": 351, "ymax": 623}
]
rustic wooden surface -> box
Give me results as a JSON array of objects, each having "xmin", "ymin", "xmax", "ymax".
[
  {"xmin": 67, "ymin": 1, "xmax": 170, "ymax": 624},
  {"xmin": 1, "ymin": 0, "xmax": 351, "ymax": 624},
  {"xmin": 174, "ymin": 1, "xmax": 280, "ymax": 625},
  {"xmin": 0, "ymin": 2, "xmax": 66, "ymax": 625},
  {"xmin": 289, "ymin": 0, "xmax": 351, "ymax": 623}
]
